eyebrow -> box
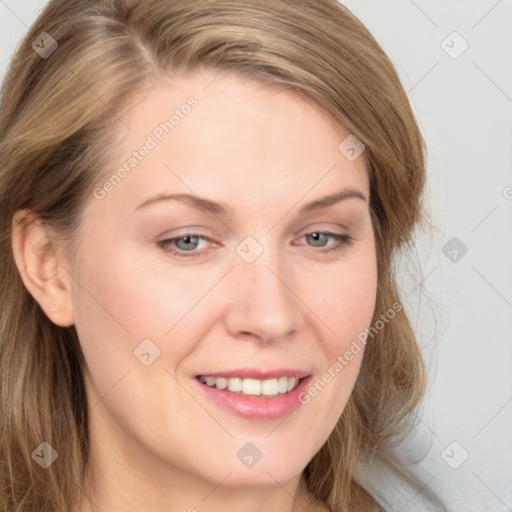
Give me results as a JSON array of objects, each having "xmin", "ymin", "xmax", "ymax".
[{"xmin": 134, "ymin": 188, "xmax": 367, "ymax": 216}]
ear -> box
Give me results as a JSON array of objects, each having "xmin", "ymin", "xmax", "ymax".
[{"xmin": 11, "ymin": 210, "xmax": 75, "ymax": 327}]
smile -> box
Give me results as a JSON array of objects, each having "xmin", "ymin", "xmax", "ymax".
[
  {"xmin": 193, "ymin": 369, "xmax": 312, "ymax": 420},
  {"xmin": 197, "ymin": 375, "xmax": 300, "ymax": 396}
]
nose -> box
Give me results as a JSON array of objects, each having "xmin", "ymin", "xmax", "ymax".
[{"xmin": 223, "ymin": 244, "xmax": 300, "ymax": 345}]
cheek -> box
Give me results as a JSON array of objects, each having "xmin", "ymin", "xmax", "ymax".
[
  {"xmin": 70, "ymin": 240, "xmax": 221, "ymax": 403},
  {"xmin": 69, "ymin": 244, "xmax": 172, "ymax": 395},
  {"xmin": 314, "ymin": 252, "xmax": 378, "ymax": 353},
  {"xmin": 298, "ymin": 252, "xmax": 377, "ymax": 441},
  {"xmin": 72, "ymin": 239, "xmax": 202, "ymax": 340}
]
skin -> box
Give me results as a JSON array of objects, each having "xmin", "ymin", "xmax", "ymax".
[{"xmin": 12, "ymin": 68, "xmax": 377, "ymax": 512}]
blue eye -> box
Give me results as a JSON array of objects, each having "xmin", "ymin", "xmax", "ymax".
[
  {"xmin": 157, "ymin": 231, "xmax": 354, "ymax": 259},
  {"xmin": 157, "ymin": 233, "xmax": 208, "ymax": 259},
  {"xmin": 302, "ymin": 232, "xmax": 352, "ymax": 251}
]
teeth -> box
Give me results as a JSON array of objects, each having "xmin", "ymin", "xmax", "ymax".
[
  {"xmin": 216, "ymin": 377, "xmax": 228, "ymax": 390},
  {"xmin": 287, "ymin": 377, "xmax": 297, "ymax": 392},
  {"xmin": 228, "ymin": 377, "xmax": 242, "ymax": 393},
  {"xmin": 262, "ymin": 378, "xmax": 278, "ymax": 395},
  {"xmin": 277, "ymin": 376, "xmax": 288, "ymax": 393},
  {"xmin": 205, "ymin": 376, "xmax": 216, "ymax": 387},
  {"xmin": 199, "ymin": 375, "xmax": 300, "ymax": 396},
  {"xmin": 242, "ymin": 378, "xmax": 261, "ymax": 396}
]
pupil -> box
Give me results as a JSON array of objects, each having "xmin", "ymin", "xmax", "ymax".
[
  {"xmin": 178, "ymin": 236, "xmax": 198, "ymax": 250},
  {"xmin": 310, "ymin": 232, "xmax": 325, "ymax": 246}
]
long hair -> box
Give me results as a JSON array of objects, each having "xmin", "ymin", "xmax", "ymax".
[{"xmin": 0, "ymin": 1, "xmax": 439, "ymax": 510}]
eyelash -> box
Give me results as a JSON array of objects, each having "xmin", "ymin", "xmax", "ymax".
[{"xmin": 156, "ymin": 231, "xmax": 354, "ymax": 259}]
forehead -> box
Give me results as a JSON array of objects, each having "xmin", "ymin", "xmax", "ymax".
[{"xmin": 92, "ymin": 69, "xmax": 369, "ymax": 215}]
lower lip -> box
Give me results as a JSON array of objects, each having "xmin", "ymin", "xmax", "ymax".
[{"xmin": 193, "ymin": 376, "xmax": 312, "ymax": 420}]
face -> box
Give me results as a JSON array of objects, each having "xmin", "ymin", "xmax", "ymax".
[{"xmin": 65, "ymin": 69, "xmax": 377, "ymax": 497}]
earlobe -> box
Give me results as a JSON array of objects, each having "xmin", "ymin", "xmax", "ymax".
[{"xmin": 11, "ymin": 210, "xmax": 75, "ymax": 327}]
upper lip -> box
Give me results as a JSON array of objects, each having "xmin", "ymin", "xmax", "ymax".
[{"xmin": 196, "ymin": 368, "xmax": 310, "ymax": 380}]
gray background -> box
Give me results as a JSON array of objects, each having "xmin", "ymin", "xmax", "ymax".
[{"xmin": 1, "ymin": 0, "xmax": 511, "ymax": 510}]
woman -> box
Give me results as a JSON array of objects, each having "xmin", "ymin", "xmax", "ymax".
[{"xmin": 0, "ymin": 0, "xmax": 446, "ymax": 511}]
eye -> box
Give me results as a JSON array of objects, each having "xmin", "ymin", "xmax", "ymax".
[
  {"xmin": 157, "ymin": 231, "xmax": 354, "ymax": 259},
  {"xmin": 296, "ymin": 231, "xmax": 354, "ymax": 254},
  {"xmin": 157, "ymin": 233, "xmax": 210, "ymax": 259}
]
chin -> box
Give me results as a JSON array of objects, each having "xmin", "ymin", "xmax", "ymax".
[{"xmin": 222, "ymin": 457, "xmax": 307, "ymax": 487}]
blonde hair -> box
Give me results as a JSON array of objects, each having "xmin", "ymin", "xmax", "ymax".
[{"xmin": 0, "ymin": 1, "xmax": 442, "ymax": 510}]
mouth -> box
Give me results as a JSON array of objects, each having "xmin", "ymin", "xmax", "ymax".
[
  {"xmin": 195, "ymin": 374, "xmax": 305, "ymax": 397},
  {"xmin": 193, "ymin": 368, "xmax": 312, "ymax": 420}
]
